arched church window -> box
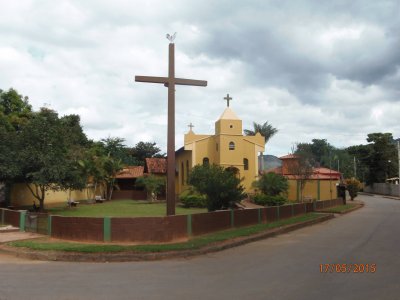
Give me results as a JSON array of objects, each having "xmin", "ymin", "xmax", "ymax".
[
  {"xmin": 203, "ymin": 157, "xmax": 209, "ymax": 166},
  {"xmin": 243, "ymin": 158, "xmax": 249, "ymax": 170},
  {"xmin": 229, "ymin": 142, "xmax": 235, "ymax": 150}
]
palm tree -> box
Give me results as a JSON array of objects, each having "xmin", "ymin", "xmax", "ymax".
[{"xmin": 244, "ymin": 121, "xmax": 278, "ymax": 171}]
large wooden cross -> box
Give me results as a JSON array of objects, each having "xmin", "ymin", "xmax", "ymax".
[{"xmin": 135, "ymin": 42, "xmax": 207, "ymax": 216}]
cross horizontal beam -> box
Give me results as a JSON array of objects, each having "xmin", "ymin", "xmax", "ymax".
[{"xmin": 135, "ymin": 76, "xmax": 207, "ymax": 87}]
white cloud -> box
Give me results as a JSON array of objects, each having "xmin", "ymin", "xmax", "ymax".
[{"xmin": 1, "ymin": 0, "xmax": 399, "ymax": 157}]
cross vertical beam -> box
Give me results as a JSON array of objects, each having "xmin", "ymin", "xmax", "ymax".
[
  {"xmin": 167, "ymin": 43, "xmax": 176, "ymax": 216},
  {"xmin": 135, "ymin": 41, "xmax": 207, "ymax": 216}
]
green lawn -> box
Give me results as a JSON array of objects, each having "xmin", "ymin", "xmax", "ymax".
[
  {"xmin": 322, "ymin": 203, "xmax": 357, "ymax": 213},
  {"xmin": 8, "ymin": 213, "xmax": 321, "ymax": 253},
  {"xmin": 48, "ymin": 199, "xmax": 207, "ymax": 217}
]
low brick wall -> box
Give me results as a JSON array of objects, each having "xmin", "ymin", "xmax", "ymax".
[
  {"xmin": 234, "ymin": 209, "xmax": 259, "ymax": 227},
  {"xmin": 51, "ymin": 216, "xmax": 104, "ymax": 242},
  {"xmin": 264, "ymin": 207, "xmax": 279, "ymax": 222},
  {"xmin": 305, "ymin": 202, "xmax": 314, "ymax": 213},
  {"xmin": 191, "ymin": 211, "xmax": 231, "ymax": 236},
  {"xmin": 3, "ymin": 209, "xmax": 20, "ymax": 227},
  {"xmin": 16, "ymin": 198, "xmax": 345, "ymax": 244},
  {"xmin": 111, "ymin": 215, "xmax": 187, "ymax": 243},
  {"xmin": 293, "ymin": 203, "xmax": 307, "ymax": 216},
  {"xmin": 316, "ymin": 198, "xmax": 344, "ymax": 210},
  {"xmin": 279, "ymin": 205, "xmax": 293, "ymax": 220}
]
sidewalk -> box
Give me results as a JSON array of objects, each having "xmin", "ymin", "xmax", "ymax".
[{"xmin": 0, "ymin": 230, "xmax": 43, "ymax": 243}]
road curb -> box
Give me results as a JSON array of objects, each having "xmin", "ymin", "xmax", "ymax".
[{"xmin": 0, "ymin": 214, "xmax": 334, "ymax": 263}]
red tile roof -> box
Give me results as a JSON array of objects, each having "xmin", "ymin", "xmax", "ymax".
[
  {"xmin": 145, "ymin": 158, "xmax": 167, "ymax": 174},
  {"xmin": 115, "ymin": 166, "xmax": 144, "ymax": 179},
  {"xmin": 279, "ymin": 154, "xmax": 298, "ymax": 159},
  {"xmin": 264, "ymin": 166, "xmax": 341, "ymax": 180}
]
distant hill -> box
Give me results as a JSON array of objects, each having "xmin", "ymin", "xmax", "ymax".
[{"xmin": 258, "ymin": 155, "xmax": 282, "ymax": 171}]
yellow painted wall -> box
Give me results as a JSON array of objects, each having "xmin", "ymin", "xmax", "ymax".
[
  {"xmin": 10, "ymin": 183, "xmax": 100, "ymax": 208},
  {"xmin": 194, "ymin": 137, "xmax": 216, "ymax": 165},
  {"xmin": 175, "ymin": 150, "xmax": 193, "ymax": 194},
  {"xmin": 286, "ymin": 179, "xmax": 339, "ymax": 202},
  {"xmin": 320, "ymin": 180, "xmax": 338, "ymax": 200},
  {"xmin": 287, "ymin": 180, "xmax": 298, "ymax": 201}
]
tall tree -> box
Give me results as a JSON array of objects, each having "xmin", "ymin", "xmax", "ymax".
[
  {"xmin": 17, "ymin": 108, "xmax": 87, "ymax": 211},
  {"xmin": 244, "ymin": 121, "xmax": 278, "ymax": 171},
  {"xmin": 130, "ymin": 141, "xmax": 165, "ymax": 165},
  {"xmin": 0, "ymin": 88, "xmax": 33, "ymax": 206},
  {"xmin": 366, "ymin": 133, "xmax": 397, "ymax": 184}
]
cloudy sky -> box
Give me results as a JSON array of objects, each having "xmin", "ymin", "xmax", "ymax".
[{"xmin": 1, "ymin": 0, "xmax": 399, "ymax": 156}]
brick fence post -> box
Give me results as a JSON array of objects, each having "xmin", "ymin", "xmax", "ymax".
[
  {"xmin": 187, "ymin": 214, "xmax": 192, "ymax": 237},
  {"xmin": 103, "ymin": 217, "xmax": 111, "ymax": 242},
  {"xmin": 19, "ymin": 211, "xmax": 26, "ymax": 232},
  {"xmin": 47, "ymin": 215, "xmax": 52, "ymax": 236},
  {"xmin": 258, "ymin": 208, "xmax": 262, "ymax": 224}
]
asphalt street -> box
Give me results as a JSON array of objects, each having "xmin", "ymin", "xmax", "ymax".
[{"xmin": 0, "ymin": 194, "xmax": 399, "ymax": 300}]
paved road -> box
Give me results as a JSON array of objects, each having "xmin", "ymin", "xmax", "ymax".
[{"xmin": 1, "ymin": 194, "xmax": 399, "ymax": 300}]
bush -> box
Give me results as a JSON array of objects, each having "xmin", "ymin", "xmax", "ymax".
[
  {"xmin": 180, "ymin": 193, "xmax": 207, "ymax": 208},
  {"xmin": 252, "ymin": 173, "xmax": 289, "ymax": 196},
  {"xmin": 253, "ymin": 194, "xmax": 287, "ymax": 206},
  {"xmin": 345, "ymin": 178, "xmax": 362, "ymax": 200},
  {"xmin": 188, "ymin": 164, "xmax": 245, "ymax": 211}
]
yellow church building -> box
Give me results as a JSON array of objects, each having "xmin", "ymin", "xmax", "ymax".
[{"xmin": 175, "ymin": 105, "xmax": 265, "ymax": 194}]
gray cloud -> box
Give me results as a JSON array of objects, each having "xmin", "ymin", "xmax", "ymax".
[{"xmin": 0, "ymin": 0, "xmax": 399, "ymax": 156}]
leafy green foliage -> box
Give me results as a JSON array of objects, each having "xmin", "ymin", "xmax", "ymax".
[
  {"xmin": 130, "ymin": 141, "xmax": 165, "ymax": 165},
  {"xmin": 135, "ymin": 175, "xmax": 165, "ymax": 201},
  {"xmin": 188, "ymin": 164, "xmax": 245, "ymax": 211},
  {"xmin": 17, "ymin": 108, "xmax": 88, "ymax": 210},
  {"xmin": 179, "ymin": 190, "xmax": 207, "ymax": 208},
  {"xmin": 346, "ymin": 133, "xmax": 398, "ymax": 184},
  {"xmin": 244, "ymin": 121, "xmax": 278, "ymax": 144},
  {"xmin": 345, "ymin": 178, "xmax": 361, "ymax": 200},
  {"xmin": 252, "ymin": 194, "xmax": 287, "ymax": 206},
  {"xmin": 253, "ymin": 173, "xmax": 289, "ymax": 196},
  {"xmin": 0, "ymin": 89, "xmax": 33, "ymax": 183}
]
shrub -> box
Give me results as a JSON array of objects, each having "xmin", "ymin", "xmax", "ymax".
[
  {"xmin": 253, "ymin": 194, "xmax": 287, "ymax": 206},
  {"xmin": 345, "ymin": 178, "xmax": 362, "ymax": 200},
  {"xmin": 135, "ymin": 175, "xmax": 165, "ymax": 202},
  {"xmin": 188, "ymin": 164, "xmax": 245, "ymax": 211},
  {"xmin": 180, "ymin": 193, "xmax": 207, "ymax": 208},
  {"xmin": 252, "ymin": 173, "xmax": 289, "ymax": 196}
]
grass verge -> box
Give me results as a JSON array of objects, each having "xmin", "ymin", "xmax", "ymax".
[
  {"xmin": 8, "ymin": 213, "xmax": 321, "ymax": 253},
  {"xmin": 321, "ymin": 203, "xmax": 357, "ymax": 213}
]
